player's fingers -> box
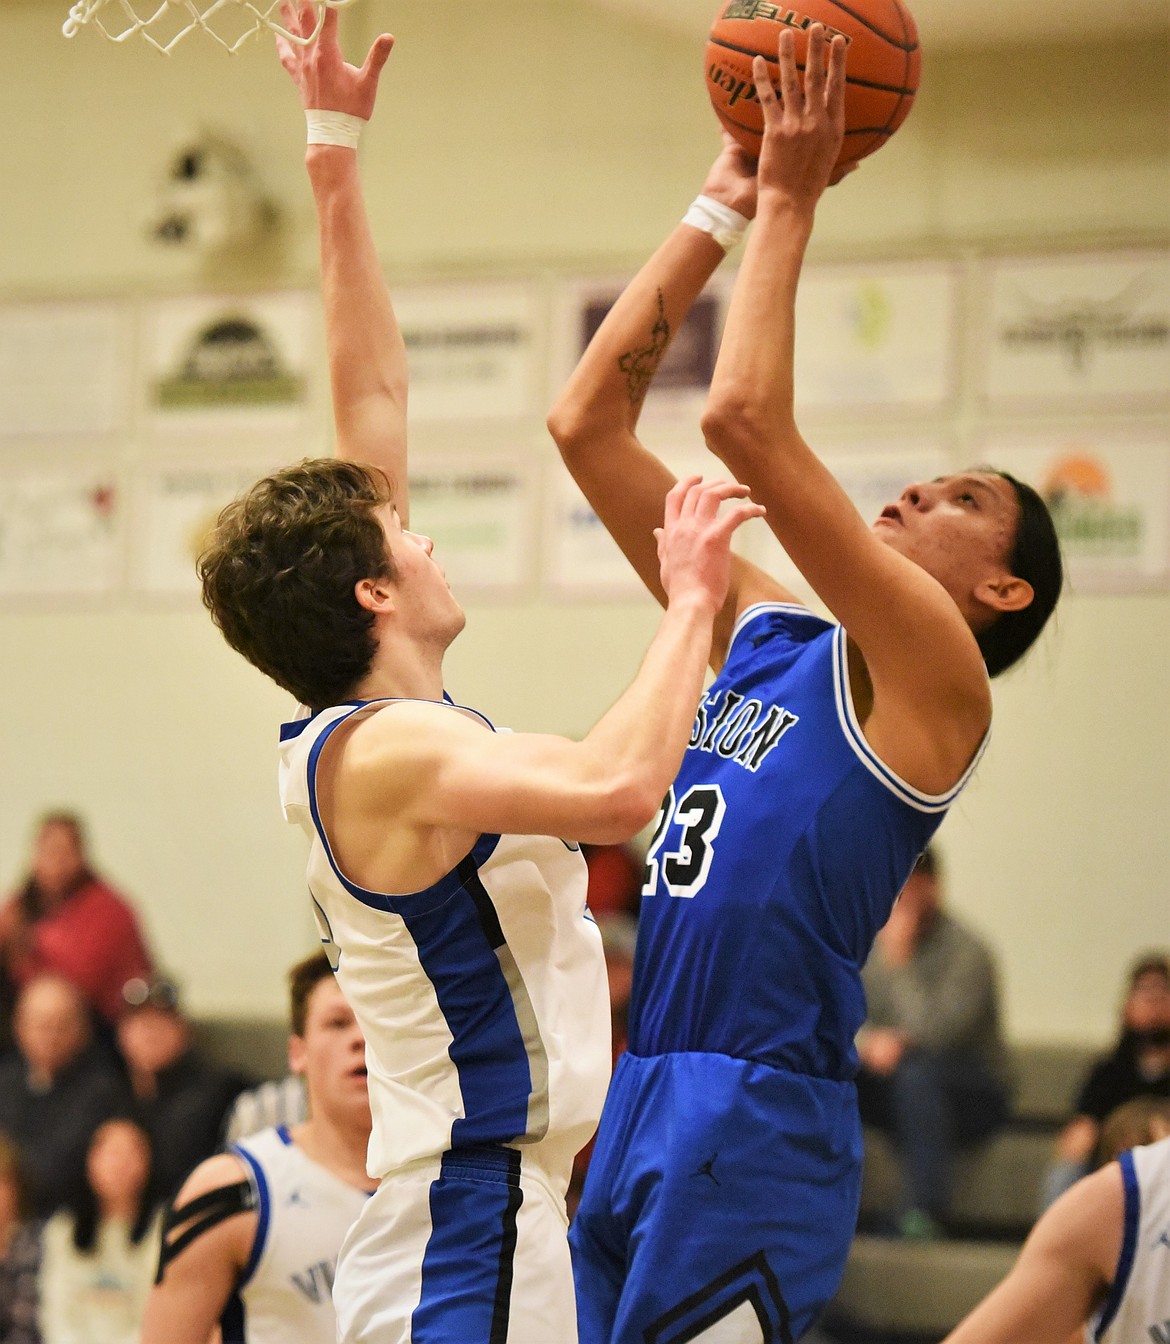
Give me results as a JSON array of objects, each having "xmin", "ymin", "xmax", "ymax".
[
  {"xmin": 804, "ymin": 24, "xmax": 827, "ymax": 107},
  {"xmin": 752, "ymin": 55, "xmax": 780, "ymax": 123},
  {"xmin": 275, "ymin": 29, "xmax": 297, "ymax": 70},
  {"xmin": 825, "ymin": 34, "xmax": 848, "ymax": 119},
  {"xmin": 663, "ymin": 475, "xmax": 698, "ymax": 526},
  {"xmin": 317, "ymin": 2, "xmax": 338, "ymax": 45},
  {"xmin": 694, "ymin": 479, "xmax": 751, "ymax": 520},
  {"xmin": 776, "ymin": 27, "xmax": 803, "ymax": 118},
  {"xmin": 361, "ymin": 32, "xmax": 395, "ymax": 83},
  {"xmin": 712, "ymin": 500, "xmax": 767, "ymax": 539},
  {"xmin": 675, "ymin": 475, "xmax": 707, "ymax": 519}
]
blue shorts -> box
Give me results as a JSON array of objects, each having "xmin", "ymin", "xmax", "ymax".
[{"xmin": 570, "ymin": 1052, "xmax": 862, "ymax": 1343}]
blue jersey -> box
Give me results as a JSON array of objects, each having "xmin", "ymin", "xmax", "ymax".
[{"xmin": 628, "ymin": 603, "xmax": 987, "ymax": 1081}]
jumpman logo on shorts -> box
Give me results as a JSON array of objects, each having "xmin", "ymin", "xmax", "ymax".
[{"xmin": 691, "ymin": 1153, "xmax": 721, "ymax": 1186}]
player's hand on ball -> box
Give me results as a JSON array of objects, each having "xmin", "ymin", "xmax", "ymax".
[
  {"xmin": 276, "ymin": 1, "xmax": 394, "ymax": 120},
  {"xmin": 701, "ymin": 130, "xmax": 761, "ymax": 221},
  {"xmin": 655, "ymin": 477, "xmax": 765, "ymax": 614},
  {"xmin": 752, "ymin": 24, "xmax": 847, "ymax": 208}
]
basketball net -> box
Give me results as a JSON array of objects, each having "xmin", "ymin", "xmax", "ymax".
[{"xmin": 62, "ymin": 0, "xmax": 358, "ymax": 54}]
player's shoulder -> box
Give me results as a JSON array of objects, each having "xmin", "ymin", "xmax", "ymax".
[
  {"xmin": 176, "ymin": 1150, "xmax": 252, "ymax": 1204},
  {"xmin": 727, "ymin": 599, "xmax": 830, "ymax": 659},
  {"xmin": 1037, "ymin": 1158, "xmax": 1125, "ymax": 1278},
  {"xmin": 344, "ymin": 698, "xmax": 493, "ymax": 766}
]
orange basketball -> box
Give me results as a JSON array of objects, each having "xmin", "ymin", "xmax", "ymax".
[{"xmin": 705, "ymin": 0, "xmax": 921, "ymax": 169}]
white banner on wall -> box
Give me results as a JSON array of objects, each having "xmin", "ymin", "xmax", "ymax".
[
  {"xmin": 133, "ymin": 464, "xmax": 272, "ymax": 596},
  {"xmin": 982, "ymin": 429, "xmax": 1170, "ymax": 593},
  {"xmin": 394, "ymin": 283, "xmax": 544, "ymax": 422},
  {"xmin": 793, "ymin": 263, "xmax": 959, "ymax": 411},
  {"xmin": 0, "ymin": 302, "xmax": 132, "ymax": 438},
  {"xmin": 407, "ymin": 456, "xmax": 536, "ymax": 594},
  {"xmin": 144, "ymin": 291, "xmax": 316, "ymax": 435},
  {"xmin": 982, "ymin": 252, "xmax": 1170, "ymax": 406},
  {"xmin": 544, "ymin": 436, "xmax": 725, "ymax": 599},
  {"xmin": 0, "ymin": 466, "xmax": 122, "ymax": 597}
]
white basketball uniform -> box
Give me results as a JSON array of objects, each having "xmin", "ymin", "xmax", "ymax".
[
  {"xmin": 279, "ymin": 697, "xmax": 611, "ymax": 1344},
  {"xmin": 224, "ymin": 1126, "xmax": 370, "ymax": 1344},
  {"xmin": 1090, "ymin": 1135, "xmax": 1170, "ymax": 1344}
]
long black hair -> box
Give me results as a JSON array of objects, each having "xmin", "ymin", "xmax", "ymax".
[
  {"xmin": 67, "ymin": 1117, "xmax": 156, "ymax": 1255},
  {"xmin": 975, "ymin": 471, "xmax": 1064, "ymax": 678}
]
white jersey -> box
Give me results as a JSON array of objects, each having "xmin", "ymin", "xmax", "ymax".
[
  {"xmin": 1091, "ymin": 1135, "xmax": 1170, "ymax": 1344},
  {"xmin": 225, "ymin": 1126, "xmax": 369, "ymax": 1344},
  {"xmin": 278, "ymin": 698, "xmax": 611, "ymax": 1191}
]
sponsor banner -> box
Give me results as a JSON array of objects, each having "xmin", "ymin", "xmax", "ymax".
[
  {"xmin": 393, "ymin": 283, "xmax": 544, "ymax": 421},
  {"xmin": 983, "ymin": 430, "xmax": 1170, "ymax": 592},
  {"xmin": 407, "ymin": 456, "xmax": 536, "ymax": 593},
  {"xmin": 0, "ymin": 301, "xmax": 132, "ymax": 438},
  {"xmin": 0, "ymin": 466, "xmax": 122, "ymax": 597},
  {"xmin": 144, "ymin": 292, "xmax": 315, "ymax": 434},
  {"xmin": 544, "ymin": 435, "xmax": 712, "ymax": 598},
  {"xmin": 132, "ymin": 464, "xmax": 273, "ymax": 596},
  {"xmin": 553, "ymin": 277, "xmax": 724, "ymax": 421},
  {"xmin": 793, "ymin": 263, "xmax": 959, "ymax": 410},
  {"xmin": 982, "ymin": 252, "xmax": 1170, "ymax": 405}
]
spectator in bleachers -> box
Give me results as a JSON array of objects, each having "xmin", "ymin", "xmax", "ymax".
[
  {"xmin": 0, "ymin": 814, "xmax": 154, "ymax": 1047},
  {"xmin": 0, "ymin": 1133, "xmax": 43, "ymax": 1344},
  {"xmin": 0, "ymin": 977, "xmax": 129, "ymax": 1219},
  {"xmin": 856, "ymin": 846, "xmax": 1011, "ymax": 1239},
  {"xmin": 115, "ymin": 975, "xmax": 247, "ymax": 1204},
  {"xmin": 1042, "ymin": 951, "xmax": 1170, "ymax": 1209},
  {"xmin": 38, "ymin": 1118, "xmax": 160, "ymax": 1344}
]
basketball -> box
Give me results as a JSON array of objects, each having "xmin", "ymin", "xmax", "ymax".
[{"xmin": 705, "ymin": 0, "xmax": 921, "ymax": 169}]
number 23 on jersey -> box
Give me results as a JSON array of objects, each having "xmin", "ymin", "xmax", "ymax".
[{"xmin": 642, "ymin": 784, "xmax": 727, "ymax": 900}]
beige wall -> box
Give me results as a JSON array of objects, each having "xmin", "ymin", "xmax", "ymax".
[{"xmin": 1, "ymin": 0, "xmax": 1168, "ymax": 1041}]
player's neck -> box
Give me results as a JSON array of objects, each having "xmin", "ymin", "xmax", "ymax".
[
  {"xmin": 355, "ymin": 631, "xmax": 446, "ymax": 704},
  {"xmin": 290, "ymin": 1116, "xmax": 376, "ymax": 1193}
]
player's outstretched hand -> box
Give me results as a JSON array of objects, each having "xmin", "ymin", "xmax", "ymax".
[
  {"xmin": 752, "ymin": 23, "xmax": 847, "ymax": 209},
  {"xmin": 655, "ymin": 477, "xmax": 765, "ymax": 615},
  {"xmin": 701, "ymin": 130, "xmax": 760, "ymax": 221},
  {"xmin": 276, "ymin": 1, "xmax": 394, "ymax": 120}
]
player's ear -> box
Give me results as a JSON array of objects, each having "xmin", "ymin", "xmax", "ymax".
[
  {"xmin": 355, "ymin": 576, "xmax": 395, "ymax": 615},
  {"xmin": 975, "ymin": 573, "xmax": 1033, "ymax": 614}
]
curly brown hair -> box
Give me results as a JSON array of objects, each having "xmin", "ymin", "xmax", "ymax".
[{"xmin": 199, "ymin": 459, "xmax": 397, "ymax": 711}]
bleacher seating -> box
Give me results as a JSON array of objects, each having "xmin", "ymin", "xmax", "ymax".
[{"xmin": 823, "ymin": 1042, "xmax": 1095, "ymax": 1342}]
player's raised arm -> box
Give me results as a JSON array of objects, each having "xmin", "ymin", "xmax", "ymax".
[
  {"xmin": 140, "ymin": 1154, "xmax": 254, "ymax": 1344},
  {"xmin": 547, "ymin": 136, "xmax": 794, "ymax": 667},
  {"xmin": 327, "ymin": 479, "xmax": 764, "ymax": 848},
  {"xmin": 702, "ymin": 25, "xmax": 999, "ymax": 793},
  {"xmin": 276, "ymin": 5, "xmax": 407, "ymax": 509}
]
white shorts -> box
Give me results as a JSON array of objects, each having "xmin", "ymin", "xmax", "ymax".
[{"xmin": 333, "ymin": 1145, "xmax": 577, "ymax": 1344}]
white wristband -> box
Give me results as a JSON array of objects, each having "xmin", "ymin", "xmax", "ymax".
[
  {"xmin": 682, "ymin": 195, "xmax": 751, "ymax": 252},
  {"xmin": 305, "ymin": 109, "xmax": 366, "ymax": 149}
]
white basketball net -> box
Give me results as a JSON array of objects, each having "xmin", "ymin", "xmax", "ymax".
[{"xmin": 62, "ymin": 0, "xmax": 358, "ymax": 54}]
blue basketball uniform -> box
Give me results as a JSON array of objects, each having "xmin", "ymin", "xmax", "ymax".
[{"xmin": 570, "ymin": 603, "xmax": 987, "ymax": 1343}]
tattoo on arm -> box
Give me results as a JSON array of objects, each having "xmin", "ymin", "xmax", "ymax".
[{"xmin": 618, "ymin": 289, "xmax": 671, "ymax": 407}]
